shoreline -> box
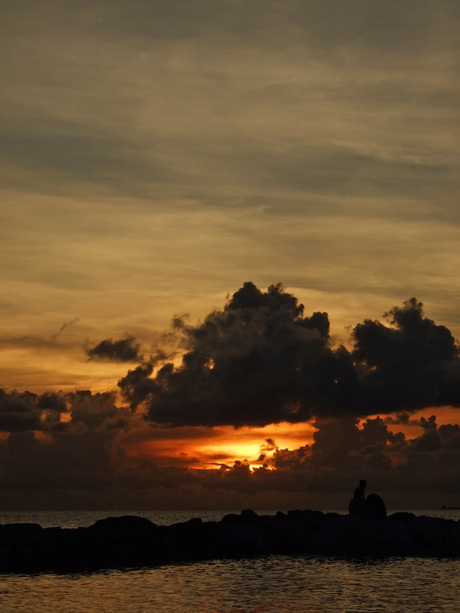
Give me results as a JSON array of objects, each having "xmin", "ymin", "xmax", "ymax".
[{"xmin": 1, "ymin": 509, "xmax": 459, "ymax": 574}]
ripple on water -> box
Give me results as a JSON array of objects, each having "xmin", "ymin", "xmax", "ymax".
[{"xmin": 0, "ymin": 556, "xmax": 458, "ymax": 612}]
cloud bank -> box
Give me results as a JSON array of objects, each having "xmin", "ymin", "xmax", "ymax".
[
  {"xmin": 119, "ymin": 283, "xmax": 460, "ymax": 427},
  {"xmin": 0, "ymin": 407, "xmax": 459, "ymax": 510},
  {"xmin": 1, "ymin": 282, "xmax": 459, "ymax": 509}
]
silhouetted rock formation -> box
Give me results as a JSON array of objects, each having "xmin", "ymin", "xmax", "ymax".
[
  {"xmin": 0, "ymin": 510, "xmax": 459, "ymax": 573},
  {"xmin": 349, "ymin": 493, "xmax": 387, "ymax": 520}
]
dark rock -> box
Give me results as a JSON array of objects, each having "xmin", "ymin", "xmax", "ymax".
[
  {"xmin": 0, "ymin": 522, "xmax": 43, "ymax": 533},
  {"xmin": 87, "ymin": 515, "xmax": 157, "ymax": 533},
  {"xmin": 0, "ymin": 510, "xmax": 458, "ymax": 574},
  {"xmin": 366, "ymin": 493, "xmax": 387, "ymax": 519},
  {"xmin": 388, "ymin": 512, "xmax": 416, "ymax": 522},
  {"xmin": 240, "ymin": 509, "xmax": 259, "ymax": 523},
  {"xmin": 349, "ymin": 493, "xmax": 387, "ymax": 520},
  {"xmin": 221, "ymin": 513, "xmax": 241, "ymax": 524},
  {"xmin": 287, "ymin": 509, "xmax": 322, "ymax": 522}
]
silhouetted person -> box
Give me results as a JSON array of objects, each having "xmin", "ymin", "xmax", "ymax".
[
  {"xmin": 353, "ymin": 479, "xmax": 367, "ymax": 501},
  {"xmin": 349, "ymin": 479, "xmax": 387, "ymax": 519}
]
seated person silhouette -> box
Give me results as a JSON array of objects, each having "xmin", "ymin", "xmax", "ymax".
[
  {"xmin": 349, "ymin": 479, "xmax": 386, "ymax": 519},
  {"xmin": 354, "ymin": 479, "xmax": 367, "ymax": 501}
]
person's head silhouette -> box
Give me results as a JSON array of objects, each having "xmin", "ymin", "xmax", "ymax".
[{"xmin": 354, "ymin": 479, "xmax": 367, "ymax": 500}]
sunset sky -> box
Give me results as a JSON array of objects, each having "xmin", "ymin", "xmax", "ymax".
[{"xmin": 1, "ymin": 1, "xmax": 460, "ymax": 511}]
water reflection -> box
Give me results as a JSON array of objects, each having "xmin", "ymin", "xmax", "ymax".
[{"xmin": 1, "ymin": 556, "xmax": 458, "ymax": 612}]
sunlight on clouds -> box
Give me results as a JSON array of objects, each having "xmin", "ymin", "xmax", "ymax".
[
  {"xmin": 125, "ymin": 422, "xmax": 315, "ymax": 469},
  {"xmin": 365, "ymin": 406, "xmax": 460, "ymax": 441}
]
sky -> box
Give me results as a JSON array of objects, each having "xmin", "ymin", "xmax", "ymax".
[{"xmin": 1, "ymin": 0, "xmax": 460, "ymax": 511}]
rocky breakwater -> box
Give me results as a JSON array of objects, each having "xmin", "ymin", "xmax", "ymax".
[{"xmin": 0, "ymin": 510, "xmax": 459, "ymax": 574}]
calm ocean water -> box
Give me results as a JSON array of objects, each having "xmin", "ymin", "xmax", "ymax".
[{"xmin": 1, "ymin": 510, "xmax": 459, "ymax": 613}]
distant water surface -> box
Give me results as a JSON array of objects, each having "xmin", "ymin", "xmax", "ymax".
[{"xmin": 0, "ymin": 508, "xmax": 458, "ymax": 528}]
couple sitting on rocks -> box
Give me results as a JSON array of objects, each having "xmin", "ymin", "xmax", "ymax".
[{"xmin": 349, "ymin": 479, "xmax": 387, "ymax": 520}]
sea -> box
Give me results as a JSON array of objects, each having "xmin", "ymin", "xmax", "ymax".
[{"xmin": 0, "ymin": 509, "xmax": 459, "ymax": 613}]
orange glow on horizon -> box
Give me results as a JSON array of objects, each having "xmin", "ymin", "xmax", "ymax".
[
  {"xmin": 117, "ymin": 404, "xmax": 460, "ymax": 473},
  {"xmin": 361, "ymin": 406, "xmax": 459, "ymax": 440},
  {"xmin": 123, "ymin": 421, "xmax": 316, "ymax": 469},
  {"xmin": 117, "ymin": 406, "xmax": 460, "ymax": 471}
]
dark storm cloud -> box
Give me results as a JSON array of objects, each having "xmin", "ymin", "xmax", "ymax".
[
  {"xmin": 119, "ymin": 282, "xmax": 359, "ymax": 426},
  {"xmin": 0, "ymin": 388, "xmax": 130, "ymax": 435},
  {"xmin": 67, "ymin": 390, "xmax": 131, "ymax": 433},
  {"xmin": 352, "ymin": 298, "xmax": 460, "ymax": 412},
  {"xmin": 384, "ymin": 412, "xmax": 411, "ymax": 426},
  {"xmin": 0, "ymin": 388, "xmax": 137, "ymax": 508},
  {"xmin": 0, "ymin": 389, "xmax": 42, "ymax": 433},
  {"xmin": 86, "ymin": 336, "xmax": 142, "ymax": 362},
  {"xmin": 2, "ymin": 430, "xmax": 114, "ymax": 495},
  {"xmin": 37, "ymin": 392, "xmax": 67, "ymax": 414},
  {"xmin": 119, "ymin": 284, "xmax": 460, "ymax": 427},
  {"xmin": 0, "ymin": 389, "xmax": 71, "ymax": 433},
  {"xmin": 263, "ymin": 415, "xmax": 460, "ymax": 498}
]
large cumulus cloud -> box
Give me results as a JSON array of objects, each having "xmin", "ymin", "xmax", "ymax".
[
  {"xmin": 119, "ymin": 282, "xmax": 360, "ymax": 426},
  {"xmin": 352, "ymin": 297, "xmax": 460, "ymax": 412},
  {"xmin": 119, "ymin": 283, "xmax": 460, "ymax": 427}
]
